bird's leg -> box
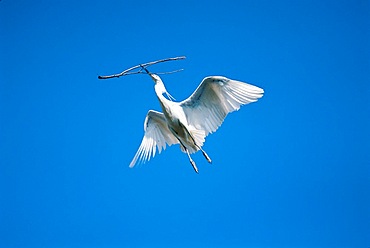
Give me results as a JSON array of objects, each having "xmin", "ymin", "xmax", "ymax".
[
  {"xmin": 180, "ymin": 123, "xmax": 212, "ymax": 164},
  {"xmin": 185, "ymin": 147, "xmax": 198, "ymax": 173},
  {"xmin": 201, "ymin": 148, "xmax": 212, "ymax": 164},
  {"xmin": 169, "ymin": 126, "xmax": 199, "ymax": 174}
]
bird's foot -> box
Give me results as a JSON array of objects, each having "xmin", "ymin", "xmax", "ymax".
[
  {"xmin": 190, "ymin": 160, "xmax": 199, "ymax": 174},
  {"xmin": 202, "ymin": 151, "xmax": 212, "ymax": 164}
]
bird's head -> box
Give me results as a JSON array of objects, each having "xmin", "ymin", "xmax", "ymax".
[
  {"xmin": 141, "ymin": 66, "xmax": 162, "ymax": 84},
  {"xmin": 145, "ymin": 71, "xmax": 176, "ymax": 101},
  {"xmin": 141, "ymin": 67, "xmax": 175, "ymax": 100},
  {"xmin": 148, "ymin": 73, "xmax": 162, "ymax": 84}
]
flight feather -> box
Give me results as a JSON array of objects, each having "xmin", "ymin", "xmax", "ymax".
[
  {"xmin": 129, "ymin": 110, "xmax": 179, "ymax": 167},
  {"xmin": 180, "ymin": 76, "xmax": 264, "ymax": 136}
]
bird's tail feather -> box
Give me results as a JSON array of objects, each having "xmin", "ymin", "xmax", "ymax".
[
  {"xmin": 190, "ymin": 129, "xmax": 205, "ymax": 148},
  {"xmin": 180, "ymin": 128, "xmax": 206, "ymax": 154}
]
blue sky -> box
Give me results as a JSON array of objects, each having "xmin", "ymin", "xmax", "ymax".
[{"xmin": 1, "ymin": 0, "xmax": 369, "ymax": 247}]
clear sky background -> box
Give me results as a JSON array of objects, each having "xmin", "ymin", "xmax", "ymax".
[{"xmin": 1, "ymin": 0, "xmax": 369, "ymax": 247}]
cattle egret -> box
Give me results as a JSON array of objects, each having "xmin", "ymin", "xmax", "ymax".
[{"xmin": 130, "ymin": 71, "xmax": 264, "ymax": 173}]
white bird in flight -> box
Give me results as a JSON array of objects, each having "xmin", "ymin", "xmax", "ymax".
[{"xmin": 130, "ymin": 70, "xmax": 264, "ymax": 173}]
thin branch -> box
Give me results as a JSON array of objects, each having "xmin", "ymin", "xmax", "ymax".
[
  {"xmin": 98, "ymin": 56, "xmax": 186, "ymax": 79},
  {"xmin": 115, "ymin": 68, "xmax": 184, "ymax": 77},
  {"xmin": 156, "ymin": 68, "xmax": 184, "ymax": 75}
]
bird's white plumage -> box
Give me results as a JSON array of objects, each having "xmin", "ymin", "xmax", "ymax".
[
  {"xmin": 180, "ymin": 76, "xmax": 264, "ymax": 136},
  {"xmin": 129, "ymin": 75, "xmax": 264, "ymax": 171},
  {"xmin": 129, "ymin": 110, "xmax": 178, "ymax": 167}
]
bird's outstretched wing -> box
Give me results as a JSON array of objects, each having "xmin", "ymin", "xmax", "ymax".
[
  {"xmin": 130, "ymin": 110, "xmax": 179, "ymax": 168},
  {"xmin": 180, "ymin": 76, "xmax": 264, "ymax": 136}
]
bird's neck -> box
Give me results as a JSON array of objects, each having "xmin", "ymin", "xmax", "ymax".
[
  {"xmin": 154, "ymin": 81, "xmax": 169, "ymax": 101},
  {"xmin": 154, "ymin": 81, "xmax": 173, "ymax": 115}
]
